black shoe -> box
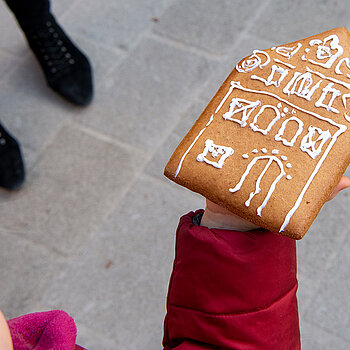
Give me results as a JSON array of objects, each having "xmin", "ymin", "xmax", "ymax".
[
  {"xmin": 22, "ymin": 14, "xmax": 93, "ymax": 106},
  {"xmin": 0, "ymin": 124, "xmax": 25, "ymax": 190}
]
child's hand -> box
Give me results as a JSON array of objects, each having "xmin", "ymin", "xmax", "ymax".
[
  {"xmin": 0, "ymin": 310, "xmax": 13, "ymax": 350},
  {"xmin": 201, "ymin": 199, "xmax": 260, "ymax": 231},
  {"xmin": 201, "ymin": 176, "xmax": 350, "ymax": 231},
  {"xmin": 327, "ymin": 175, "xmax": 350, "ymax": 201}
]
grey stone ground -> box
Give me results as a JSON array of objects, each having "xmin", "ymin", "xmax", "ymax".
[{"xmin": 1, "ymin": 0, "xmax": 350, "ymax": 349}]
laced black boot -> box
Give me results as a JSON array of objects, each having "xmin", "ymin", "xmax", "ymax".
[
  {"xmin": 21, "ymin": 13, "xmax": 93, "ymax": 106},
  {"xmin": 0, "ymin": 124, "xmax": 25, "ymax": 190}
]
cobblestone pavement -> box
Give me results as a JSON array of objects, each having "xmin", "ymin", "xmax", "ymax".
[{"xmin": 1, "ymin": 0, "xmax": 350, "ymax": 348}]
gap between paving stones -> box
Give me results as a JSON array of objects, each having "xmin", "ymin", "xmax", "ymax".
[{"xmin": 148, "ymin": 31, "xmax": 227, "ymax": 62}]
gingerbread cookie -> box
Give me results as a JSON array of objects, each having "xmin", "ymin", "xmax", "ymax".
[{"xmin": 164, "ymin": 27, "xmax": 350, "ymax": 239}]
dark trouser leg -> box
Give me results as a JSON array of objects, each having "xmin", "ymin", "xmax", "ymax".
[
  {"xmin": 4, "ymin": 0, "xmax": 50, "ymax": 28},
  {"xmin": 0, "ymin": 124, "xmax": 25, "ymax": 190}
]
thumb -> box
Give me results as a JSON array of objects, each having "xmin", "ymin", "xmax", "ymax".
[{"xmin": 327, "ymin": 176, "xmax": 350, "ymax": 201}]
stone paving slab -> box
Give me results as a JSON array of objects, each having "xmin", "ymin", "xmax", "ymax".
[
  {"xmin": 37, "ymin": 175, "xmax": 201, "ymax": 349},
  {"xmin": 0, "ymin": 230, "xmax": 67, "ymax": 319},
  {"xmin": 251, "ymin": 0, "xmax": 350, "ymax": 44},
  {"xmin": 0, "ymin": 50, "xmax": 23, "ymax": 82},
  {"xmin": 61, "ymin": 0, "xmax": 172, "ymax": 51},
  {"xmin": 198, "ymin": 33, "xmax": 275, "ymax": 102},
  {"xmin": 0, "ymin": 58, "xmax": 71, "ymax": 169},
  {"xmin": 304, "ymin": 231, "xmax": 350, "ymax": 340},
  {"xmin": 153, "ymin": 0, "xmax": 263, "ymax": 55},
  {"xmin": 301, "ymin": 320, "xmax": 350, "ymax": 350},
  {"xmin": 298, "ymin": 191, "xmax": 350, "ymax": 278},
  {"xmin": 75, "ymin": 36, "xmax": 214, "ymax": 150},
  {"xmin": 0, "ymin": 124, "xmax": 140, "ymax": 255},
  {"xmin": 145, "ymin": 98, "xmax": 207, "ymax": 181},
  {"xmin": 50, "ymin": 0, "xmax": 80, "ymax": 17},
  {"xmin": 0, "ymin": 1, "xmax": 28, "ymax": 57},
  {"xmin": 75, "ymin": 324, "xmax": 118, "ymax": 350}
]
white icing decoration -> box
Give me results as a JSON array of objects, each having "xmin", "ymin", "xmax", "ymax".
[
  {"xmin": 206, "ymin": 115, "xmax": 214, "ymax": 126},
  {"xmin": 300, "ymin": 126, "xmax": 332, "ymax": 159},
  {"xmin": 175, "ymin": 115, "xmax": 214, "ymax": 177},
  {"xmin": 309, "ymin": 39, "xmax": 322, "ymax": 46},
  {"xmin": 287, "ymin": 175, "xmax": 292, "ymax": 180},
  {"xmin": 215, "ymin": 85, "xmax": 234, "ymax": 114},
  {"xmin": 214, "ymin": 81, "xmax": 347, "ymax": 232},
  {"xmin": 251, "ymin": 64, "xmax": 289, "ymax": 87},
  {"xmin": 286, "ymin": 163, "xmax": 292, "ymax": 168},
  {"xmin": 277, "ymin": 102, "xmax": 282, "ymax": 108},
  {"xmin": 281, "ymin": 113, "xmax": 286, "ymax": 117},
  {"xmin": 315, "ymin": 83, "xmax": 341, "ymax": 114},
  {"xmin": 228, "ymin": 81, "xmax": 344, "ymax": 129},
  {"xmin": 305, "ymin": 48, "xmax": 310, "ymax": 53},
  {"xmin": 242, "ymin": 154, "xmax": 249, "ymax": 159},
  {"xmin": 252, "ymin": 149, "xmax": 258, "ymax": 153},
  {"xmin": 281, "ymin": 155, "xmax": 288, "ymax": 161},
  {"xmin": 223, "ymin": 98, "xmax": 261, "ymax": 127},
  {"xmin": 335, "ymin": 57, "xmax": 350, "ymax": 78},
  {"xmin": 273, "ymin": 59, "xmax": 296, "ymax": 69},
  {"xmin": 275, "ymin": 117, "xmax": 304, "ymax": 147},
  {"xmin": 175, "ymin": 79, "xmax": 348, "ymax": 231},
  {"xmin": 271, "ymin": 47, "xmax": 276, "ymax": 50},
  {"xmin": 306, "ymin": 66, "xmax": 350, "ymax": 89},
  {"xmin": 272, "ymin": 149, "xmax": 279, "ymax": 154},
  {"xmin": 197, "ymin": 139, "xmax": 234, "ymax": 169},
  {"xmin": 292, "ymin": 109, "xmax": 296, "ymax": 114},
  {"xmin": 275, "ymin": 43, "xmax": 302, "ymax": 59},
  {"xmin": 342, "ymin": 93, "xmax": 350, "ymax": 122},
  {"xmin": 309, "ymin": 34, "xmax": 344, "ymax": 68},
  {"xmin": 281, "ymin": 122, "xmax": 345, "ymax": 232},
  {"xmin": 261, "ymin": 148, "xmax": 268, "ymax": 153},
  {"xmin": 283, "ymin": 71, "xmax": 322, "ymax": 101},
  {"xmin": 301, "ymin": 55, "xmax": 307, "ymax": 61},
  {"xmin": 283, "ymin": 107, "xmax": 289, "ymax": 113},
  {"xmin": 229, "ymin": 156, "xmax": 286, "ymax": 217},
  {"xmin": 250, "ymin": 105, "xmax": 281, "ymax": 135},
  {"xmin": 236, "ymin": 50, "xmax": 271, "ymax": 73}
]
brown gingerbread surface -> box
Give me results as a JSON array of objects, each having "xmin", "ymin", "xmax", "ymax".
[{"xmin": 164, "ymin": 27, "xmax": 350, "ymax": 239}]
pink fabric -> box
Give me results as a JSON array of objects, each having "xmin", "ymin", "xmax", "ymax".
[
  {"xmin": 8, "ymin": 310, "xmax": 77, "ymax": 350},
  {"xmin": 163, "ymin": 210, "xmax": 300, "ymax": 350}
]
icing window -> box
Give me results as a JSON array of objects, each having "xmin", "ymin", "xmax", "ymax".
[
  {"xmin": 252, "ymin": 64, "xmax": 289, "ymax": 87},
  {"xmin": 300, "ymin": 126, "xmax": 332, "ymax": 159},
  {"xmin": 283, "ymin": 71, "xmax": 322, "ymax": 101},
  {"xmin": 250, "ymin": 105, "xmax": 281, "ymax": 135},
  {"xmin": 196, "ymin": 139, "xmax": 234, "ymax": 169},
  {"xmin": 275, "ymin": 117, "xmax": 304, "ymax": 147},
  {"xmin": 315, "ymin": 83, "xmax": 341, "ymax": 113},
  {"xmin": 223, "ymin": 98, "xmax": 261, "ymax": 127}
]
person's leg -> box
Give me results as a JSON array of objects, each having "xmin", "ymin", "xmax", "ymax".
[
  {"xmin": 4, "ymin": 0, "xmax": 50, "ymax": 27},
  {"xmin": 0, "ymin": 123, "xmax": 25, "ymax": 190},
  {"xmin": 4, "ymin": 0, "xmax": 93, "ymax": 106}
]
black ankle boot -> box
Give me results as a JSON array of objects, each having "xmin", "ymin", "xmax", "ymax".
[
  {"xmin": 22, "ymin": 14, "xmax": 93, "ymax": 106},
  {"xmin": 0, "ymin": 124, "xmax": 25, "ymax": 190}
]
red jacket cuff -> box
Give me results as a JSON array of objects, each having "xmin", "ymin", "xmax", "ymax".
[{"xmin": 163, "ymin": 210, "xmax": 300, "ymax": 350}]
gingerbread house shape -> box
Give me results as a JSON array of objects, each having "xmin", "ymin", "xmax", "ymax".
[{"xmin": 165, "ymin": 28, "xmax": 350, "ymax": 239}]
